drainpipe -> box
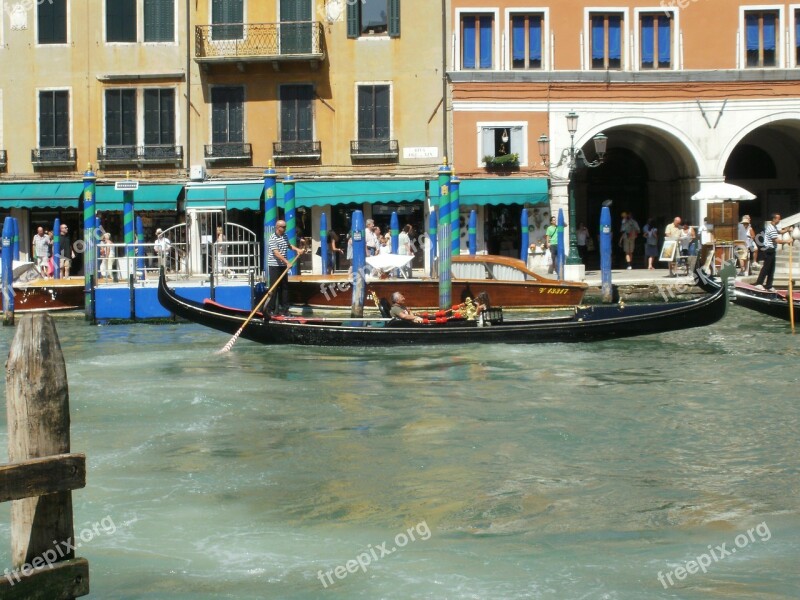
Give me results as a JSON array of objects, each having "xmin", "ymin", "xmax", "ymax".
[
  {"xmin": 186, "ymin": 0, "xmax": 192, "ymax": 169},
  {"xmin": 441, "ymin": 0, "xmax": 448, "ymax": 159}
]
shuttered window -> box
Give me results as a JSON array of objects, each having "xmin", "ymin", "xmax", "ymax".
[
  {"xmin": 39, "ymin": 91, "xmax": 70, "ymax": 148},
  {"xmin": 745, "ymin": 11, "xmax": 778, "ymax": 67},
  {"xmin": 347, "ymin": 0, "xmax": 400, "ymax": 38},
  {"xmin": 105, "ymin": 89, "xmax": 137, "ymax": 147},
  {"xmin": 280, "ymin": 85, "xmax": 313, "ymax": 142},
  {"xmin": 38, "ymin": 0, "xmax": 67, "ymax": 44},
  {"xmin": 211, "ymin": 87, "xmax": 244, "ymax": 143},
  {"xmin": 461, "ymin": 14, "xmax": 494, "ymax": 69},
  {"xmin": 144, "ymin": 0, "xmax": 175, "ymax": 42},
  {"xmin": 211, "ymin": 0, "xmax": 244, "ymax": 40},
  {"xmin": 591, "ymin": 13, "xmax": 622, "ymax": 69},
  {"xmin": 107, "ymin": 0, "xmax": 137, "ymax": 42},
  {"xmin": 144, "ymin": 89, "xmax": 175, "ymax": 145},
  {"xmin": 357, "ymin": 85, "xmax": 390, "ymax": 141}
]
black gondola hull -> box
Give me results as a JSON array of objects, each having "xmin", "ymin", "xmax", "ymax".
[
  {"xmin": 733, "ymin": 282, "xmax": 798, "ymax": 321},
  {"xmin": 158, "ymin": 273, "xmax": 729, "ymax": 346}
]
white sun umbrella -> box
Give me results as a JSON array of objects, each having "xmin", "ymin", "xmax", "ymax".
[
  {"xmin": 691, "ymin": 182, "xmax": 756, "ymax": 201},
  {"xmin": 365, "ymin": 253, "xmax": 414, "ymax": 274}
]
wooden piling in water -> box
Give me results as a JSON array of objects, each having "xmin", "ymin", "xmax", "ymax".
[{"xmin": 1, "ymin": 313, "xmax": 89, "ymax": 599}]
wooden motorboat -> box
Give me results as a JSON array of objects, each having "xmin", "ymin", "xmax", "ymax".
[
  {"xmin": 158, "ymin": 270, "xmax": 729, "ymax": 346},
  {"xmin": 288, "ymin": 254, "xmax": 587, "ymax": 309},
  {"xmin": 2, "ymin": 262, "xmax": 84, "ymax": 312},
  {"xmin": 733, "ymin": 281, "xmax": 800, "ymax": 321}
]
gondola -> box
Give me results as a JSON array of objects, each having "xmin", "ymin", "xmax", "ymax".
[
  {"xmin": 158, "ymin": 269, "xmax": 730, "ymax": 346},
  {"xmin": 733, "ymin": 281, "xmax": 800, "ymax": 321}
]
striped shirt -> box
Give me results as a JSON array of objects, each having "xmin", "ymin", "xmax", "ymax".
[
  {"xmin": 763, "ymin": 223, "xmax": 779, "ymax": 249},
  {"xmin": 267, "ymin": 233, "xmax": 289, "ymax": 267}
]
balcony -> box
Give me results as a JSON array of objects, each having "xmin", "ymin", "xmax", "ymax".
[
  {"xmin": 204, "ymin": 142, "xmax": 252, "ymax": 164},
  {"xmin": 273, "ymin": 140, "xmax": 321, "ymax": 161},
  {"xmin": 350, "ymin": 139, "xmax": 399, "ymax": 160},
  {"xmin": 97, "ymin": 145, "xmax": 184, "ymax": 168},
  {"xmin": 31, "ymin": 147, "xmax": 77, "ymax": 167},
  {"xmin": 0, "ymin": 150, "xmax": 6, "ymax": 170},
  {"xmin": 195, "ymin": 21, "xmax": 325, "ymax": 70}
]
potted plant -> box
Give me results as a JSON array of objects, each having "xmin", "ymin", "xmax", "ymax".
[{"xmin": 483, "ymin": 153, "xmax": 520, "ymax": 168}]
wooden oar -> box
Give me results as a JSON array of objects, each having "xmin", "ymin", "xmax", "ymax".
[
  {"xmin": 789, "ymin": 243, "xmax": 795, "ymax": 334},
  {"xmin": 216, "ymin": 254, "xmax": 301, "ymax": 354}
]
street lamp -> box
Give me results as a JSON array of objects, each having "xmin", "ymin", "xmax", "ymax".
[{"xmin": 539, "ymin": 113, "xmax": 607, "ymax": 267}]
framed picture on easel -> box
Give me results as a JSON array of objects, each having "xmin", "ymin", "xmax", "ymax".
[{"xmin": 659, "ymin": 240, "xmax": 678, "ymax": 262}]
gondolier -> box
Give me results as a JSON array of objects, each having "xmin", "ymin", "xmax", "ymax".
[
  {"xmin": 754, "ymin": 213, "xmax": 792, "ymax": 292},
  {"xmin": 267, "ymin": 220, "xmax": 305, "ymax": 316}
]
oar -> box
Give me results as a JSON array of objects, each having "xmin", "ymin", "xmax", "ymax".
[
  {"xmin": 216, "ymin": 254, "xmax": 301, "ymax": 354},
  {"xmin": 789, "ymin": 244, "xmax": 795, "ymax": 334}
]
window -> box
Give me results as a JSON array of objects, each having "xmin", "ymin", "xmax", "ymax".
[
  {"xmin": 510, "ymin": 14, "xmax": 543, "ymax": 69},
  {"xmin": 745, "ymin": 10, "xmax": 777, "ymax": 67},
  {"xmin": 591, "ymin": 13, "xmax": 622, "ymax": 69},
  {"xmin": 462, "ymin": 14, "xmax": 494, "ymax": 69},
  {"xmin": 38, "ymin": 0, "xmax": 67, "ymax": 44},
  {"xmin": 479, "ymin": 124, "xmax": 525, "ymax": 165},
  {"xmin": 39, "ymin": 90, "xmax": 70, "ymax": 149},
  {"xmin": 107, "ymin": 0, "xmax": 137, "ymax": 43},
  {"xmin": 357, "ymin": 85, "xmax": 390, "ymax": 141},
  {"xmin": 347, "ymin": 0, "xmax": 400, "ymax": 38},
  {"xmin": 211, "ymin": 87, "xmax": 244, "ymax": 144},
  {"xmin": 144, "ymin": 0, "xmax": 175, "ymax": 43},
  {"xmin": 280, "ymin": 85, "xmax": 313, "ymax": 143},
  {"xmin": 105, "ymin": 89, "xmax": 137, "ymax": 148},
  {"xmin": 212, "ymin": 0, "xmax": 244, "ymax": 40},
  {"xmin": 640, "ymin": 13, "xmax": 671, "ymax": 69},
  {"xmin": 144, "ymin": 89, "xmax": 175, "ymax": 146}
]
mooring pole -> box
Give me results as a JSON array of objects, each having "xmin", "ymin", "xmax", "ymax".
[{"xmin": 2, "ymin": 217, "xmax": 14, "ymax": 326}]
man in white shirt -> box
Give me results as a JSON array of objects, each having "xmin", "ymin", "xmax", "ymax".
[{"xmin": 365, "ymin": 219, "xmax": 379, "ymax": 256}]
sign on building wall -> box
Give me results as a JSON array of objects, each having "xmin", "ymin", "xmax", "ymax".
[{"xmin": 402, "ymin": 147, "xmax": 438, "ymax": 160}]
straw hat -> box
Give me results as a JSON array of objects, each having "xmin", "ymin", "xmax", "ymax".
[
  {"xmin": 740, "ymin": 215, "xmax": 751, "ymax": 224},
  {"xmin": 156, "ymin": 228, "xmax": 163, "ymax": 235}
]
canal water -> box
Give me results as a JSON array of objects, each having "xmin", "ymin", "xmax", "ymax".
[{"xmin": 0, "ymin": 307, "xmax": 798, "ymax": 599}]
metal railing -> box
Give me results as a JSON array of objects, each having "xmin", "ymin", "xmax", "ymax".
[
  {"xmin": 350, "ymin": 139, "xmax": 399, "ymax": 159},
  {"xmin": 273, "ymin": 140, "xmax": 321, "ymax": 160},
  {"xmin": 204, "ymin": 142, "xmax": 252, "ymax": 161},
  {"xmin": 31, "ymin": 147, "xmax": 77, "ymax": 166},
  {"xmin": 97, "ymin": 145, "xmax": 184, "ymax": 166},
  {"xmin": 195, "ymin": 21, "xmax": 324, "ymax": 59}
]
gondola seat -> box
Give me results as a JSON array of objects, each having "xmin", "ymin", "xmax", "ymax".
[{"xmin": 378, "ymin": 298, "xmax": 392, "ymax": 318}]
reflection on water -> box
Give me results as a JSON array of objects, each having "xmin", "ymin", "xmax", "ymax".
[{"xmin": 0, "ymin": 308, "xmax": 798, "ymax": 599}]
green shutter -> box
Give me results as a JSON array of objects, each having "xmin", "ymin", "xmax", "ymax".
[
  {"xmin": 105, "ymin": 90, "xmax": 120, "ymax": 145},
  {"xmin": 144, "ymin": 90, "xmax": 159, "ymax": 144},
  {"xmin": 40, "ymin": 93, "xmax": 54, "ymax": 147},
  {"xmin": 106, "ymin": 0, "xmax": 137, "ymax": 42},
  {"xmin": 347, "ymin": 0, "xmax": 360, "ymax": 38},
  {"xmin": 54, "ymin": 91, "xmax": 70, "ymax": 148},
  {"xmin": 122, "ymin": 90, "xmax": 137, "ymax": 146},
  {"xmin": 388, "ymin": 0, "xmax": 400, "ymax": 37},
  {"xmin": 160, "ymin": 89, "xmax": 175, "ymax": 143},
  {"xmin": 38, "ymin": 0, "xmax": 67, "ymax": 44},
  {"xmin": 144, "ymin": 0, "xmax": 174, "ymax": 42}
]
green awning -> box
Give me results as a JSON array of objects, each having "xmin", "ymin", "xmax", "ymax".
[
  {"xmin": 185, "ymin": 183, "xmax": 264, "ymax": 210},
  {"xmin": 95, "ymin": 184, "xmax": 183, "ymax": 211},
  {"xmin": 294, "ymin": 180, "xmax": 426, "ymax": 207},
  {"xmin": 0, "ymin": 182, "xmax": 85, "ymax": 209},
  {"xmin": 433, "ymin": 178, "xmax": 550, "ymax": 206}
]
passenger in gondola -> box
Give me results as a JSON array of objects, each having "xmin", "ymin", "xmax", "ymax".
[{"xmin": 389, "ymin": 292, "xmax": 423, "ymax": 323}]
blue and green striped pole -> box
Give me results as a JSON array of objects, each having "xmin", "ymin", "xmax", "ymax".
[
  {"xmin": 320, "ymin": 211, "xmax": 329, "ymax": 275},
  {"xmin": 520, "ymin": 208, "xmax": 529, "ymax": 263},
  {"xmin": 2, "ymin": 217, "xmax": 14, "ymax": 324},
  {"xmin": 437, "ymin": 160, "xmax": 452, "ymax": 310},
  {"xmin": 263, "ymin": 164, "xmax": 277, "ymax": 281},
  {"xmin": 135, "ymin": 216, "xmax": 145, "ymax": 280},
  {"xmin": 53, "ymin": 217, "xmax": 61, "ymax": 279},
  {"xmin": 283, "ymin": 170, "xmax": 298, "ymax": 275},
  {"xmin": 450, "ymin": 175, "xmax": 460, "ymax": 257},
  {"xmin": 123, "ymin": 185, "xmax": 135, "ymax": 275},
  {"xmin": 468, "ymin": 210, "xmax": 477, "ymax": 255},
  {"xmin": 83, "ymin": 166, "xmax": 97, "ymax": 320},
  {"xmin": 390, "ymin": 211, "xmax": 399, "ymax": 254},
  {"xmin": 11, "ymin": 217, "xmax": 19, "ymax": 260},
  {"xmin": 557, "ymin": 208, "xmax": 565, "ymax": 281},
  {"xmin": 428, "ymin": 208, "xmax": 437, "ymax": 277},
  {"xmin": 351, "ymin": 210, "xmax": 366, "ymax": 317}
]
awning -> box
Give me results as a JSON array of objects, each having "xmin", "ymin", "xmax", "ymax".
[
  {"xmin": 294, "ymin": 180, "xmax": 426, "ymax": 207},
  {"xmin": 0, "ymin": 182, "xmax": 85, "ymax": 209},
  {"xmin": 95, "ymin": 184, "xmax": 183, "ymax": 211},
  {"xmin": 433, "ymin": 178, "xmax": 549, "ymax": 206},
  {"xmin": 185, "ymin": 183, "xmax": 264, "ymax": 210}
]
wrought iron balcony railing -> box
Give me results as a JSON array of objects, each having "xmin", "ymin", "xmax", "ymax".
[
  {"xmin": 195, "ymin": 21, "xmax": 325, "ymax": 65},
  {"xmin": 204, "ymin": 142, "xmax": 252, "ymax": 162},
  {"xmin": 273, "ymin": 140, "xmax": 321, "ymax": 160},
  {"xmin": 350, "ymin": 139, "xmax": 399, "ymax": 159},
  {"xmin": 31, "ymin": 147, "xmax": 77, "ymax": 166},
  {"xmin": 97, "ymin": 145, "xmax": 184, "ymax": 167},
  {"xmin": 0, "ymin": 150, "xmax": 6, "ymax": 169}
]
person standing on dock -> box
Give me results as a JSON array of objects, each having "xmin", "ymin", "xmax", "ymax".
[
  {"xmin": 545, "ymin": 216, "xmax": 558, "ymax": 275},
  {"xmin": 32, "ymin": 226, "xmax": 51, "ymax": 278},
  {"xmin": 59, "ymin": 223, "xmax": 74, "ymax": 278},
  {"xmin": 154, "ymin": 228, "xmax": 171, "ymax": 272},
  {"xmin": 754, "ymin": 213, "xmax": 792, "ymax": 292},
  {"xmin": 267, "ymin": 220, "xmax": 305, "ymax": 316},
  {"xmin": 665, "ymin": 216, "xmax": 682, "ymax": 277}
]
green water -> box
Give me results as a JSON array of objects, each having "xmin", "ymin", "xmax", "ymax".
[{"xmin": 0, "ymin": 308, "xmax": 798, "ymax": 599}]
